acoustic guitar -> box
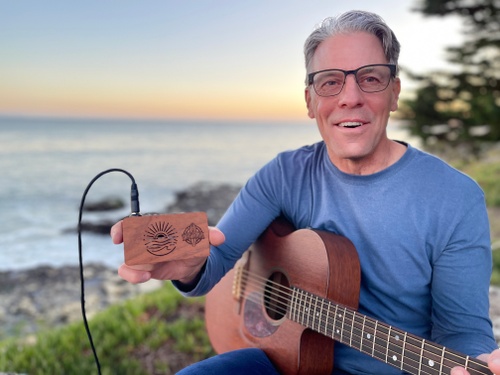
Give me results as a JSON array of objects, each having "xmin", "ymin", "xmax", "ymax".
[{"xmin": 205, "ymin": 220, "xmax": 493, "ymax": 375}]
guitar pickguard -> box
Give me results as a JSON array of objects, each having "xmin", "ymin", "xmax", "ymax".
[{"xmin": 243, "ymin": 292, "xmax": 279, "ymax": 338}]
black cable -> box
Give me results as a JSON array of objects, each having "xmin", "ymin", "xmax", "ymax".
[{"xmin": 77, "ymin": 168, "xmax": 141, "ymax": 374}]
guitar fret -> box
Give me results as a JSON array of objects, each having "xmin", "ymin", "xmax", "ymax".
[
  {"xmin": 296, "ymin": 290, "xmax": 302, "ymax": 324},
  {"xmin": 401, "ymin": 331, "xmax": 407, "ymax": 371},
  {"xmin": 422, "ymin": 340, "xmax": 450, "ymax": 375},
  {"xmin": 386, "ymin": 326, "xmax": 392, "ymax": 363},
  {"xmin": 349, "ymin": 310, "xmax": 355, "ymax": 346},
  {"xmin": 313, "ymin": 295, "xmax": 320, "ymax": 332},
  {"xmin": 308, "ymin": 293, "xmax": 313, "ymax": 329},
  {"xmin": 308, "ymin": 293, "xmax": 314, "ymax": 328},
  {"xmin": 372, "ymin": 321, "xmax": 378, "ymax": 358},
  {"xmin": 299, "ymin": 291, "xmax": 305, "ymax": 326},
  {"xmin": 290, "ymin": 288, "xmax": 298, "ymax": 322},
  {"xmin": 293, "ymin": 289, "xmax": 297, "ymax": 320},
  {"xmin": 340, "ymin": 306, "xmax": 346, "ymax": 343},
  {"xmin": 419, "ymin": 339, "xmax": 425, "ymax": 374},
  {"xmin": 296, "ymin": 289, "xmax": 303, "ymax": 325},
  {"xmin": 303, "ymin": 290, "xmax": 309, "ymax": 327},
  {"xmin": 359, "ymin": 316, "xmax": 375, "ymax": 355},
  {"xmin": 439, "ymin": 346, "xmax": 445, "ymax": 374},
  {"xmin": 465, "ymin": 357, "xmax": 495, "ymax": 375},
  {"xmin": 302, "ymin": 290, "xmax": 308, "ymax": 326},
  {"xmin": 333, "ymin": 304, "xmax": 339, "ymax": 340},
  {"xmin": 360, "ymin": 315, "xmax": 366, "ymax": 352},
  {"xmin": 401, "ymin": 335, "xmax": 425, "ymax": 373},
  {"xmin": 304, "ymin": 291, "xmax": 309, "ymax": 326},
  {"xmin": 387, "ymin": 327, "xmax": 405, "ymax": 370},
  {"xmin": 319, "ymin": 298, "xmax": 325, "ymax": 332},
  {"xmin": 292, "ymin": 288, "xmax": 300, "ymax": 322},
  {"xmin": 307, "ymin": 293, "xmax": 313, "ymax": 329},
  {"xmin": 324, "ymin": 300, "xmax": 331, "ymax": 336},
  {"xmin": 392, "ymin": 329, "xmax": 406, "ymax": 366},
  {"xmin": 288, "ymin": 288, "xmax": 293, "ymax": 321},
  {"xmin": 320, "ymin": 297, "xmax": 326, "ymax": 333}
]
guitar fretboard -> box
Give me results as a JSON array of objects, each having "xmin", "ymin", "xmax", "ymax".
[{"xmin": 288, "ymin": 287, "xmax": 491, "ymax": 375}]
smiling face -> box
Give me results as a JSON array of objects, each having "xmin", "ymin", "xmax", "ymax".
[{"xmin": 305, "ymin": 32, "xmax": 402, "ymax": 174}]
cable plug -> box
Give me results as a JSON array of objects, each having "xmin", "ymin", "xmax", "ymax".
[{"xmin": 130, "ymin": 182, "xmax": 141, "ymax": 216}]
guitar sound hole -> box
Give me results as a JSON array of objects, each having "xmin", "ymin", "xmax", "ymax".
[{"xmin": 264, "ymin": 271, "xmax": 290, "ymax": 321}]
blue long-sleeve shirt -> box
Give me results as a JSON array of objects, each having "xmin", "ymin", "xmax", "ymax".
[{"xmin": 177, "ymin": 142, "xmax": 497, "ymax": 374}]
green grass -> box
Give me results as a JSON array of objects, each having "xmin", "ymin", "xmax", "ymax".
[
  {"xmin": 491, "ymin": 249, "xmax": 500, "ymax": 286},
  {"xmin": 461, "ymin": 161, "xmax": 500, "ymax": 207},
  {"xmin": 0, "ymin": 283, "xmax": 214, "ymax": 375}
]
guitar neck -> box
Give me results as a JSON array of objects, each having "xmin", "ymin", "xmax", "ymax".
[{"xmin": 288, "ymin": 287, "xmax": 492, "ymax": 375}]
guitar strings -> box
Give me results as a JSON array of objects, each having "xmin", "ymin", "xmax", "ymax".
[
  {"xmin": 236, "ymin": 269, "xmax": 490, "ymax": 375},
  {"xmin": 241, "ymin": 271, "xmax": 490, "ymax": 375},
  {"xmin": 237, "ymin": 274, "xmax": 437, "ymax": 373},
  {"xmin": 238, "ymin": 271, "xmax": 480, "ymax": 375}
]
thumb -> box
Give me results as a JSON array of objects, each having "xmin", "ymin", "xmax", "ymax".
[
  {"xmin": 488, "ymin": 349, "xmax": 500, "ymax": 373},
  {"xmin": 208, "ymin": 227, "xmax": 225, "ymax": 246}
]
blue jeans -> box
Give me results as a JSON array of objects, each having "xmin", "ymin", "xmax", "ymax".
[{"xmin": 176, "ymin": 348, "xmax": 280, "ymax": 375}]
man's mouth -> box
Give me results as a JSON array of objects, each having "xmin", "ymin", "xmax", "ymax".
[{"xmin": 337, "ymin": 121, "xmax": 364, "ymax": 129}]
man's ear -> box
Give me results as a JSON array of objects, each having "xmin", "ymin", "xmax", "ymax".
[
  {"xmin": 390, "ymin": 77, "xmax": 401, "ymax": 112},
  {"xmin": 305, "ymin": 87, "xmax": 315, "ymax": 119}
]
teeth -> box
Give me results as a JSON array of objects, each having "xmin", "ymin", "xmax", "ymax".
[{"xmin": 338, "ymin": 122, "xmax": 362, "ymax": 128}]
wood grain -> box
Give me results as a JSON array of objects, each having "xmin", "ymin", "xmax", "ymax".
[{"xmin": 123, "ymin": 212, "xmax": 209, "ymax": 266}]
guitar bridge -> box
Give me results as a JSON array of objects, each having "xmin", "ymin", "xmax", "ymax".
[{"xmin": 232, "ymin": 250, "xmax": 250, "ymax": 301}]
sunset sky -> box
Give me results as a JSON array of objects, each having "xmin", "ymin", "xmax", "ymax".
[{"xmin": 1, "ymin": 1, "xmax": 463, "ymax": 121}]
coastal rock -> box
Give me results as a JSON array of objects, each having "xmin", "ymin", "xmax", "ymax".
[
  {"xmin": 489, "ymin": 286, "xmax": 500, "ymax": 343},
  {"xmin": 75, "ymin": 220, "xmax": 115, "ymax": 235},
  {"xmin": 0, "ymin": 264, "xmax": 161, "ymax": 338},
  {"xmin": 166, "ymin": 181, "xmax": 241, "ymax": 225},
  {"xmin": 83, "ymin": 196, "xmax": 125, "ymax": 212}
]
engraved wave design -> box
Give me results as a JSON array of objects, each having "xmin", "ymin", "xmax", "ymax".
[{"xmin": 143, "ymin": 221, "xmax": 178, "ymax": 256}]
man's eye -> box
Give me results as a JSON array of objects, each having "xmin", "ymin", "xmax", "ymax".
[
  {"xmin": 320, "ymin": 78, "xmax": 342, "ymax": 88},
  {"xmin": 324, "ymin": 80, "xmax": 338, "ymax": 86},
  {"xmin": 362, "ymin": 75, "xmax": 381, "ymax": 83}
]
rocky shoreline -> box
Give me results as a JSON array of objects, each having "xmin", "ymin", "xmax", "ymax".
[{"xmin": 0, "ymin": 263, "xmax": 162, "ymax": 338}]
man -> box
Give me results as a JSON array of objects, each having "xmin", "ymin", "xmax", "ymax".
[{"xmin": 112, "ymin": 10, "xmax": 500, "ymax": 374}]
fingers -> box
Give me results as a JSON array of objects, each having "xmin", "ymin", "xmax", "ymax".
[
  {"xmin": 113, "ymin": 222, "xmax": 224, "ymax": 246},
  {"xmin": 450, "ymin": 349, "xmax": 500, "ymax": 375},
  {"xmin": 110, "ymin": 220, "xmax": 123, "ymax": 244},
  {"xmin": 209, "ymin": 226, "xmax": 225, "ymax": 246},
  {"xmin": 488, "ymin": 349, "xmax": 500, "ymax": 373},
  {"xmin": 450, "ymin": 367, "xmax": 468, "ymax": 375},
  {"xmin": 118, "ymin": 263, "xmax": 151, "ymax": 284}
]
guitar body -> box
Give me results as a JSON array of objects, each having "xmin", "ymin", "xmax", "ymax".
[{"xmin": 205, "ymin": 221, "xmax": 361, "ymax": 375}]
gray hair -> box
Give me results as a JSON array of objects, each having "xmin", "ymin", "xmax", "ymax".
[{"xmin": 304, "ymin": 10, "xmax": 400, "ymax": 81}]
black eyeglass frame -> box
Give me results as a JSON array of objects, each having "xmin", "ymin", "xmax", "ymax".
[{"xmin": 307, "ymin": 64, "xmax": 397, "ymax": 97}]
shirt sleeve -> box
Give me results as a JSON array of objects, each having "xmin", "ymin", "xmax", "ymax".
[
  {"xmin": 430, "ymin": 194, "xmax": 498, "ymax": 356},
  {"xmin": 173, "ymin": 157, "xmax": 284, "ymax": 296}
]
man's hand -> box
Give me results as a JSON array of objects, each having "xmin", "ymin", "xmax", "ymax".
[
  {"xmin": 110, "ymin": 220, "xmax": 225, "ymax": 284},
  {"xmin": 451, "ymin": 349, "xmax": 500, "ymax": 374}
]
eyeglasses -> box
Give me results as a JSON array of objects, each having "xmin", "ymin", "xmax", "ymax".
[{"xmin": 307, "ymin": 64, "xmax": 397, "ymax": 97}]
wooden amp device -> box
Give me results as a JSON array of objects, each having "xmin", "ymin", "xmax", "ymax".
[{"xmin": 122, "ymin": 212, "xmax": 210, "ymax": 266}]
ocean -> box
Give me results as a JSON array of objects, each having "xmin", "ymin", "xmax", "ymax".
[{"xmin": 0, "ymin": 116, "xmax": 416, "ymax": 271}]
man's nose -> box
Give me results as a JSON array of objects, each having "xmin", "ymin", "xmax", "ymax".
[{"xmin": 338, "ymin": 74, "xmax": 363, "ymax": 106}]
